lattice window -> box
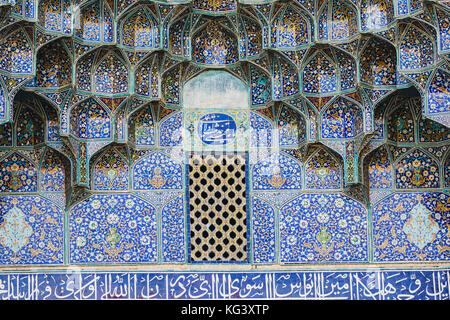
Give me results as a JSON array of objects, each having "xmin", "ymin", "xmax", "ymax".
[{"xmin": 188, "ymin": 153, "xmax": 248, "ymax": 262}]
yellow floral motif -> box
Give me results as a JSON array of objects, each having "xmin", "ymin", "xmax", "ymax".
[
  {"xmin": 149, "ymin": 167, "xmax": 167, "ymax": 189},
  {"xmin": 266, "ymin": 167, "xmax": 287, "ymax": 189}
]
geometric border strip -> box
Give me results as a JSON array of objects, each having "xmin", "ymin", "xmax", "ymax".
[{"xmin": 0, "ymin": 269, "xmax": 448, "ymax": 300}]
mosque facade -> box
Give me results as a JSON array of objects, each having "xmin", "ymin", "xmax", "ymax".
[{"xmin": 0, "ymin": 0, "xmax": 448, "ymax": 300}]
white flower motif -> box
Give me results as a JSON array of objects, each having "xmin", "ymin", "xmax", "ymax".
[
  {"xmin": 106, "ymin": 213, "xmax": 119, "ymax": 224},
  {"xmin": 335, "ymin": 198, "xmax": 345, "ymax": 208},
  {"xmin": 140, "ymin": 235, "xmax": 151, "ymax": 245},
  {"xmin": 76, "ymin": 236, "xmax": 86, "ymax": 247},
  {"xmin": 108, "ymin": 198, "xmax": 118, "ymax": 207},
  {"xmin": 350, "ymin": 235, "xmax": 360, "ymax": 245},
  {"xmin": 317, "ymin": 212, "xmax": 329, "ymax": 224},
  {"xmin": 125, "ymin": 199, "xmax": 135, "ymax": 209},
  {"xmin": 299, "ymin": 220, "xmax": 308, "ymax": 229},
  {"xmin": 91, "ymin": 200, "xmax": 101, "ymax": 210},
  {"xmin": 338, "ymin": 219, "xmax": 348, "ymax": 228},
  {"xmin": 301, "ymin": 199, "xmax": 310, "ymax": 208},
  {"xmin": 89, "ymin": 221, "xmax": 98, "ymax": 230},
  {"xmin": 287, "ymin": 235, "xmax": 297, "ymax": 245}
]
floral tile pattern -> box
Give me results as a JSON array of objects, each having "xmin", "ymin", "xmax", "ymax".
[{"xmin": 0, "ymin": 1, "xmax": 448, "ymax": 290}]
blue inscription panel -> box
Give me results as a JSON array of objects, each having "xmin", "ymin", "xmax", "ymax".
[
  {"xmin": 0, "ymin": 270, "xmax": 448, "ymax": 300},
  {"xmin": 198, "ymin": 113, "xmax": 237, "ymax": 145}
]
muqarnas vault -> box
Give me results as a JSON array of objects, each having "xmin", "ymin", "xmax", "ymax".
[{"xmin": 0, "ymin": 0, "xmax": 449, "ymax": 299}]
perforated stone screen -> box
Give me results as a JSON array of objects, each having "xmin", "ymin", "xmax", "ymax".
[{"xmin": 188, "ymin": 153, "xmax": 248, "ymax": 263}]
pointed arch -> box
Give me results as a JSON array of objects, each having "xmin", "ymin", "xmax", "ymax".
[
  {"xmin": 277, "ymin": 103, "xmax": 307, "ymax": 147},
  {"xmin": 75, "ymin": 0, "xmax": 114, "ymax": 44},
  {"xmin": 15, "ymin": 104, "xmax": 45, "ymax": 147},
  {"xmin": 364, "ymin": 145, "xmax": 393, "ymax": 189},
  {"xmin": 0, "ymin": 27, "xmax": 33, "ymax": 75},
  {"xmin": 302, "ymin": 51, "xmax": 338, "ymax": 95},
  {"xmin": 94, "ymin": 51, "xmax": 129, "ymax": 95},
  {"xmin": 386, "ymin": 97, "xmax": 416, "ymax": 143},
  {"xmin": 192, "ymin": 21, "xmax": 239, "ymax": 66},
  {"xmin": 359, "ymin": 36, "xmax": 397, "ymax": 87},
  {"xmin": 35, "ymin": 40, "xmax": 72, "ymax": 88},
  {"xmin": 272, "ymin": 5, "xmax": 311, "ymax": 49},
  {"xmin": 321, "ymin": 97, "xmax": 363, "ymax": 139},
  {"xmin": 92, "ymin": 147, "xmax": 129, "ymax": 191},
  {"xmin": 134, "ymin": 53, "xmax": 159, "ymax": 98},
  {"xmin": 37, "ymin": 0, "xmax": 71, "ymax": 34},
  {"xmin": 128, "ymin": 104, "xmax": 156, "ymax": 147},
  {"xmin": 252, "ymin": 152, "xmax": 302, "ymax": 190},
  {"xmin": 305, "ymin": 147, "xmax": 342, "ymax": 190},
  {"xmin": 0, "ymin": 152, "xmax": 38, "ymax": 193},
  {"xmin": 395, "ymin": 148, "xmax": 440, "ymax": 189},
  {"xmin": 132, "ymin": 151, "xmax": 183, "ymax": 190},
  {"xmin": 40, "ymin": 147, "xmax": 69, "ymax": 192},
  {"xmin": 360, "ymin": 0, "xmax": 395, "ymax": 31},
  {"xmin": 119, "ymin": 5, "xmax": 159, "ymax": 49},
  {"xmin": 399, "ymin": 23, "xmax": 435, "ymax": 71},
  {"xmin": 70, "ymin": 98, "xmax": 111, "ymax": 140}
]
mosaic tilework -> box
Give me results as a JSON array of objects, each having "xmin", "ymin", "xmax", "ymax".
[
  {"xmin": 133, "ymin": 152, "xmax": 183, "ymax": 190},
  {"xmin": 395, "ymin": 149, "xmax": 440, "ymax": 189},
  {"xmin": 159, "ymin": 111, "xmax": 183, "ymax": 147},
  {"xmin": 278, "ymin": 105, "xmax": 306, "ymax": 148},
  {"xmin": 161, "ymin": 195, "xmax": 185, "ymax": 263},
  {"xmin": 274, "ymin": 6, "xmax": 310, "ymax": 49},
  {"xmin": 360, "ymin": 0, "xmax": 394, "ymax": 31},
  {"xmin": 70, "ymin": 194, "xmax": 158, "ymax": 264},
  {"xmin": 70, "ymin": 99, "xmax": 111, "ymax": 140},
  {"xmin": 15, "ymin": 107, "xmax": 45, "ymax": 146},
  {"xmin": 0, "ymin": 195, "xmax": 63, "ymax": 264},
  {"xmin": 94, "ymin": 53, "xmax": 129, "ymax": 95},
  {"xmin": 0, "ymin": 153, "xmax": 37, "ymax": 193},
  {"xmin": 250, "ymin": 111, "xmax": 273, "ymax": 148},
  {"xmin": 35, "ymin": 40, "xmax": 71, "ymax": 88},
  {"xmin": 38, "ymin": 0, "xmax": 71, "ymax": 34},
  {"xmin": 192, "ymin": 22, "xmax": 239, "ymax": 66},
  {"xmin": 251, "ymin": 197, "xmax": 276, "ymax": 264},
  {"xmin": 428, "ymin": 68, "xmax": 450, "ymax": 115},
  {"xmin": 373, "ymin": 192, "xmax": 450, "ymax": 262},
  {"xmin": 360, "ymin": 37, "xmax": 397, "ymax": 86},
  {"xmin": 280, "ymin": 193, "xmax": 368, "ymax": 263},
  {"xmin": 303, "ymin": 52, "xmax": 337, "ymax": 94},
  {"xmin": 134, "ymin": 56, "xmax": 159, "ymax": 98},
  {"xmin": 193, "ymin": 0, "xmax": 237, "ymax": 14},
  {"xmin": 249, "ymin": 66, "xmax": 271, "ymax": 106},
  {"xmin": 366, "ymin": 146, "xmax": 393, "ymax": 189},
  {"xmin": 305, "ymin": 149, "xmax": 341, "ymax": 190},
  {"xmin": 93, "ymin": 149, "xmax": 129, "ymax": 191},
  {"xmin": 252, "ymin": 152, "xmax": 302, "ymax": 190},
  {"xmin": 436, "ymin": 7, "xmax": 450, "ymax": 52},
  {"xmin": 321, "ymin": 98, "xmax": 363, "ymax": 139},
  {"xmin": 40, "ymin": 149, "xmax": 66, "ymax": 192},
  {"xmin": 184, "ymin": 108, "xmax": 249, "ymax": 152},
  {"xmin": 121, "ymin": 7, "xmax": 158, "ymax": 49},
  {"xmin": 76, "ymin": 1, "xmax": 113, "ymax": 43},
  {"xmin": 330, "ymin": 0, "xmax": 357, "ymax": 41},
  {"xmin": 419, "ymin": 117, "xmax": 450, "ymax": 143},
  {"xmin": 399, "ymin": 25, "xmax": 434, "ymax": 71},
  {"xmin": 387, "ymin": 103, "xmax": 415, "ymax": 142},
  {"xmin": 0, "ymin": 28, "xmax": 33, "ymax": 74},
  {"xmin": 445, "ymin": 156, "xmax": 450, "ymax": 188},
  {"xmin": 129, "ymin": 105, "xmax": 156, "ymax": 147}
]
